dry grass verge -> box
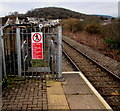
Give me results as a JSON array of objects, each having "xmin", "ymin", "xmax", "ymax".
[
  {"xmin": 63, "ymin": 31, "xmax": 120, "ymax": 62},
  {"xmin": 63, "ymin": 31, "xmax": 106, "ymax": 50}
]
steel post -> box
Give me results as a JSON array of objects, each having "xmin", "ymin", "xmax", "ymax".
[
  {"xmin": 0, "ymin": 29, "xmax": 3, "ymax": 111},
  {"xmin": 16, "ymin": 28, "xmax": 22, "ymax": 77},
  {"xmin": 0, "ymin": 27, "xmax": 4, "ymax": 111},
  {"xmin": 56, "ymin": 26, "xmax": 63, "ymax": 80},
  {"xmin": 50, "ymin": 39, "xmax": 55, "ymax": 74},
  {"xmin": 0, "ymin": 28, "xmax": 6, "ymax": 77}
]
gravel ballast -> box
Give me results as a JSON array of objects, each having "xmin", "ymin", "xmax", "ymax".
[{"xmin": 62, "ymin": 53, "xmax": 74, "ymax": 72}]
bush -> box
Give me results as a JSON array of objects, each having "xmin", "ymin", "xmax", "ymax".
[
  {"xmin": 86, "ymin": 23, "xmax": 101, "ymax": 34},
  {"xmin": 105, "ymin": 38, "xmax": 120, "ymax": 50},
  {"xmin": 101, "ymin": 22, "xmax": 119, "ymax": 40},
  {"xmin": 62, "ymin": 18, "xmax": 83, "ymax": 33}
]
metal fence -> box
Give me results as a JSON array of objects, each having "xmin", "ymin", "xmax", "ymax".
[{"xmin": 1, "ymin": 24, "xmax": 62, "ymax": 80}]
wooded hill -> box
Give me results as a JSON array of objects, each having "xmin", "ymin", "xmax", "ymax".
[
  {"xmin": 2, "ymin": 7, "xmax": 114, "ymax": 25},
  {"xmin": 25, "ymin": 7, "xmax": 86, "ymax": 19}
]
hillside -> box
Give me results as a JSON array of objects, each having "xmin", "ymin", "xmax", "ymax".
[
  {"xmin": 2, "ymin": 7, "xmax": 114, "ymax": 25},
  {"xmin": 25, "ymin": 7, "xmax": 86, "ymax": 19}
]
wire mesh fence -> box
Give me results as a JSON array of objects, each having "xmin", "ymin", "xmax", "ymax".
[{"xmin": 1, "ymin": 25, "xmax": 62, "ymax": 81}]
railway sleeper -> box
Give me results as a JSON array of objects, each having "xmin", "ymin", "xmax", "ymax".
[
  {"xmin": 95, "ymin": 85, "xmax": 120, "ymax": 88},
  {"xmin": 88, "ymin": 79, "xmax": 114, "ymax": 82},
  {"xmin": 92, "ymin": 82, "xmax": 120, "ymax": 86},
  {"xmin": 87, "ymin": 76, "xmax": 115, "ymax": 80},
  {"xmin": 85, "ymin": 74, "xmax": 108, "ymax": 77},
  {"xmin": 101, "ymin": 93, "xmax": 120, "ymax": 96}
]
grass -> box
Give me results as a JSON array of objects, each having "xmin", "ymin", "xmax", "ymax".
[
  {"xmin": 2, "ymin": 75, "xmax": 25, "ymax": 90},
  {"xmin": 105, "ymin": 38, "xmax": 120, "ymax": 50},
  {"xmin": 63, "ymin": 31, "xmax": 106, "ymax": 50},
  {"xmin": 32, "ymin": 59, "xmax": 48, "ymax": 67}
]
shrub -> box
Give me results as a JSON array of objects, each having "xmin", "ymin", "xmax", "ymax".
[
  {"xmin": 62, "ymin": 18, "xmax": 83, "ymax": 33},
  {"xmin": 101, "ymin": 22, "xmax": 119, "ymax": 40},
  {"xmin": 86, "ymin": 23, "xmax": 101, "ymax": 34},
  {"xmin": 105, "ymin": 38, "xmax": 120, "ymax": 50}
]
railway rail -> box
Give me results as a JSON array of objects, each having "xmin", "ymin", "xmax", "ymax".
[
  {"xmin": 62, "ymin": 50, "xmax": 80, "ymax": 71},
  {"xmin": 62, "ymin": 39, "xmax": 120, "ymax": 111}
]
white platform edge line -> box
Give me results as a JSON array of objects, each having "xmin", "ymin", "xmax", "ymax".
[
  {"xmin": 62, "ymin": 71, "xmax": 112, "ymax": 110},
  {"xmin": 78, "ymin": 71, "xmax": 112, "ymax": 110}
]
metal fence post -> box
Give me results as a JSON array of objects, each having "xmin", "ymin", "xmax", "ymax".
[
  {"xmin": 16, "ymin": 28, "xmax": 22, "ymax": 77},
  {"xmin": 0, "ymin": 28, "xmax": 6, "ymax": 77},
  {"xmin": 56, "ymin": 26, "xmax": 63, "ymax": 80},
  {"xmin": 49, "ymin": 39, "xmax": 55, "ymax": 74},
  {"xmin": 0, "ymin": 28, "xmax": 3, "ymax": 111},
  {"xmin": 0, "ymin": 28, "xmax": 1, "ymax": 107}
]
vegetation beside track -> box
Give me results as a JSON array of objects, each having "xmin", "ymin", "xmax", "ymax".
[{"xmin": 62, "ymin": 18, "xmax": 120, "ymax": 62}]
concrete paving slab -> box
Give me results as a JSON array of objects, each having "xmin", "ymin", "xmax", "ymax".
[
  {"xmin": 47, "ymin": 86, "xmax": 64, "ymax": 95},
  {"xmin": 66, "ymin": 95, "xmax": 106, "ymax": 109},
  {"xmin": 47, "ymin": 81, "xmax": 61, "ymax": 87},
  {"xmin": 63, "ymin": 84, "xmax": 93, "ymax": 95},
  {"xmin": 47, "ymin": 95, "xmax": 69, "ymax": 108},
  {"xmin": 62, "ymin": 73, "xmax": 111, "ymax": 110},
  {"xmin": 48, "ymin": 105, "xmax": 69, "ymax": 109},
  {"xmin": 62, "ymin": 73, "xmax": 86, "ymax": 85},
  {"xmin": 47, "ymin": 80, "xmax": 70, "ymax": 110}
]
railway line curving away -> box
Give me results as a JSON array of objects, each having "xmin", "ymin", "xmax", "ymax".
[{"xmin": 62, "ymin": 36, "xmax": 120, "ymax": 111}]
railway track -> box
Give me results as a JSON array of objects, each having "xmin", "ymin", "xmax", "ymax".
[
  {"xmin": 62, "ymin": 39, "xmax": 120, "ymax": 111},
  {"xmin": 62, "ymin": 50, "xmax": 80, "ymax": 71}
]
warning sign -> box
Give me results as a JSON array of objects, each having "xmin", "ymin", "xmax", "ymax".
[{"xmin": 31, "ymin": 32, "xmax": 43, "ymax": 59}]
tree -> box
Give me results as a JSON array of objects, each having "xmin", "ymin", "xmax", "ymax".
[
  {"xmin": 9, "ymin": 11, "xmax": 19, "ymax": 16},
  {"xmin": 62, "ymin": 18, "xmax": 83, "ymax": 33}
]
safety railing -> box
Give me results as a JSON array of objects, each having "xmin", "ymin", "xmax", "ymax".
[{"xmin": 1, "ymin": 24, "xmax": 63, "ymax": 81}]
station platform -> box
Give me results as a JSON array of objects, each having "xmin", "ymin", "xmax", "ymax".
[
  {"xmin": 47, "ymin": 72, "xmax": 112, "ymax": 110},
  {"xmin": 2, "ymin": 72, "xmax": 112, "ymax": 110}
]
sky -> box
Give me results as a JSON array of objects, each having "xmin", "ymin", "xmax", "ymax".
[{"xmin": 0, "ymin": 0, "xmax": 120, "ymax": 17}]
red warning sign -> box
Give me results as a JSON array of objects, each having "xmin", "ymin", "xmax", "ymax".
[{"xmin": 31, "ymin": 32, "xmax": 43, "ymax": 59}]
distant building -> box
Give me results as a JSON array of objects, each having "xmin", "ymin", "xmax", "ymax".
[
  {"xmin": 80, "ymin": 19, "xmax": 84, "ymax": 21},
  {"xmin": 5, "ymin": 18, "xmax": 13, "ymax": 25},
  {"xmin": 101, "ymin": 19, "xmax": 111, "ymax": 25},
  {"xmin": 39, "ymin": 18, "xmax": 45, "ymax": 22},
  {"xmin": 15, "ymin": 17, "xmax": 20, "ymax": 24},
  {"xmin": 27, "ymin": 17, "xmax": 45, "ymax": 24}
]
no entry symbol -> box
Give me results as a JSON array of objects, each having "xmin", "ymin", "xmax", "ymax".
[{"xmin": 32, "ymin": 33, "xmax": 42, "ymax": 42}]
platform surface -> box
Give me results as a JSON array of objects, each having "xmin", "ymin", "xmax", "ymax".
[
  {"xmin": 47, "ymin": 73, "xmax": 112, "ymax": 110},
  {"xmin": 2, "ymin": 72, "xmax": 112, "ymax": 110},
  {"xmin": 62, "ymin": 73, "xmax": 107, "ymax": 109}
]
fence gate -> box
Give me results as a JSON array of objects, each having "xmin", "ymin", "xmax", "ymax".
[{"xmin": 1, "ymin": 25, "xmax": 62, "ymax": 80}]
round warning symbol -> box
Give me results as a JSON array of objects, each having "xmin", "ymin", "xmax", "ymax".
[{"xmin": 32, "ymin": 33, "xmax": 42, "ymax": 42}]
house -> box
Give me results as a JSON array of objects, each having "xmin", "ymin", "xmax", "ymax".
[{"xmin": 101, "ymin": 19, "xmax": 111, "ymax": 25}]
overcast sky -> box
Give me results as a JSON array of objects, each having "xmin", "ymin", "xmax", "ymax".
[{"xmin": 0, "ymin": 0, "xmax": 120, "ymax": 17}]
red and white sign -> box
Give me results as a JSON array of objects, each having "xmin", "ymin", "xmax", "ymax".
[{"xmin": 31, "ymin": 32, "xmax": 43, "ymax": 59}]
